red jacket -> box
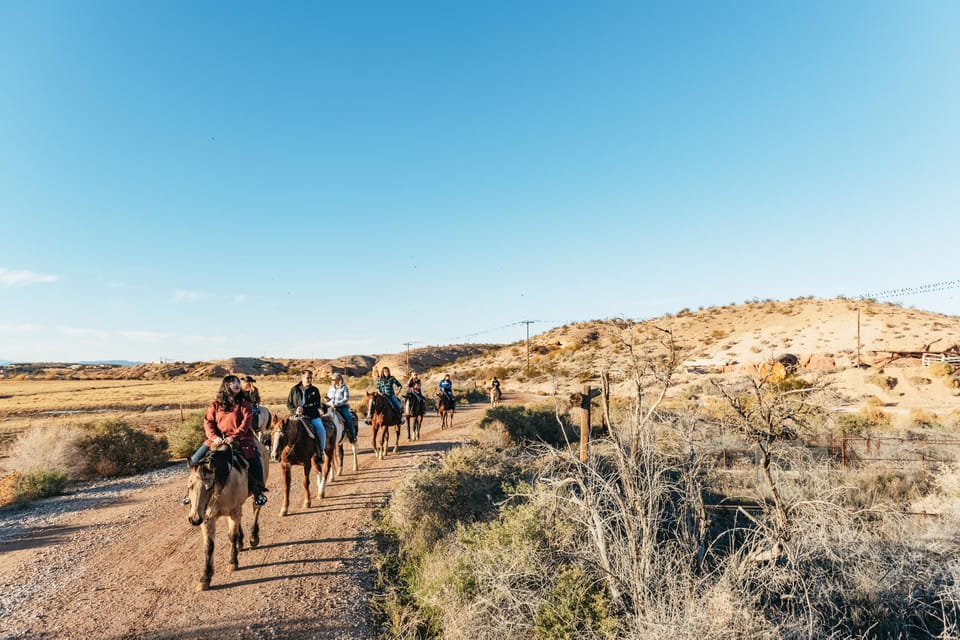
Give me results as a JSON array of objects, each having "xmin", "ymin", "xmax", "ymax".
[{"xmin": 203, "ymin": 398, "xmax": 257, "ymax": 459}]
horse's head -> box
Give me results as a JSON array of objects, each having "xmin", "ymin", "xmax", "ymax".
[
  {"xmin": 271, "ymin": 415, "xmax": 294, "ymax": 462},
  {"xmin": 185, "ymin": 450, "xmax": 225, "ymax": 526}
]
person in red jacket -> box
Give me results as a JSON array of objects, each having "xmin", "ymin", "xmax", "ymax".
[{"xmin": 190, "ymin": 374, "xmax": 268, "ymax": 506}]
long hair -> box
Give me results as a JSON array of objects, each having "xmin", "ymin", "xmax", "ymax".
[
  {"xmin": 217, "ymin": 375, "xmax": 241, "ymax": 411},
  {"xmin": 380, "ymin": 367, "xmax": 391, "ymax": 379}
]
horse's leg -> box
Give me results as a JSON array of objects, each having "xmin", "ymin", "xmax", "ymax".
[
  {"xmin": 303, "ymin": 461, "xmax": 313, "ymax": 508},
  {"xmin": 228, "ymin": 509, "xmax": 242, "ymax": 571},
  {"xmin": 350, "ymin": 441, "xmax": 358, "ymax": 472},
  {"xmin": 336, "ymin": 443, "xmax": 344, "ymax": 477},
  {"xmin": 198, "ymin": 519, "xmax": 215, "ymax": 591},
  {"xmin": 392, "ymin": 424, "xmax": 400, "ymax": 454},
  {"xmin": 250, "ymin": 502, "xmax": 261, "ymax": 548},
  {"xmin": 280, "ymin": 464, "xmax": 291, "ymax": 516},
  {"xmin": 318, "ymin": 452, "xmax": 330, "ymax": 498}
]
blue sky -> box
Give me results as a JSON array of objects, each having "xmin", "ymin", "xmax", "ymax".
[{"xmin": 2, "ymin": 1, "xmax": 958, "ymax": 363}]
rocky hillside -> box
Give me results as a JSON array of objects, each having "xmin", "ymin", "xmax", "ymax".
[{"xmin": 5, "ymin": 298, "xmax": 960, "ymax": 415}]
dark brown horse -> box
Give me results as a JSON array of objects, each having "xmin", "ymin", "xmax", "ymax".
[
  {"xmin": 185, "ymin": 440, "xmax": 269, "ymax": 591},
  {"xmin": 366, "ymin": 391, "xmax": 403, "ymax": 459},
  {"xmin": 436, "ymin": 391, "xmax": 455, "ymax": 429},
  {"xmin": 402, "ymin": 390, "xmax": 426, "ymax": 441},
  {"xmin": 270, "ymin": 414, "xmax": 323, "ymax": 516}
]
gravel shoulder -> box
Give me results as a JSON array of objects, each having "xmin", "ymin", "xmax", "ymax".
[{"xmin": 0, "ymin": 404, "xmax": 483, "ymax": 640}]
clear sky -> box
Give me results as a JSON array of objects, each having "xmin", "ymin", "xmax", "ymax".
[{"xmin": 2, "ymin": 1, "xmax": 959, "ymax": 363}]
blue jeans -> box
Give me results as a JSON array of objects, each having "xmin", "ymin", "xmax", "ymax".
[
  {"xmin": 389, "ymin": 396, "xmax": 402, "ymax": 417},
  {"xmin": 190, "ymin": 444, "xmax": 209, "ymax": 465},
  {"xmin": 308, "ymin": 417, "xmax": 326, "ymax": 450}
]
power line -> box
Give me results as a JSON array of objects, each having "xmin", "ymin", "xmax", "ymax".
[{"xmin": 857, "ymin": 280, "xmax": 960, "ymax": 301}]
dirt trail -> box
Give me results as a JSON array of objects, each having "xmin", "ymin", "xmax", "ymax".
[{"xmin": 0, "ymin": 402, "xmax": 487, "ymax": 640}]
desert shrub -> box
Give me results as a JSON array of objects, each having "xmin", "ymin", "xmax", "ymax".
[
  {"xmin": 5, "ymin": 423, "xmax": 84, "ymax": 479},
  {"xmin": 838, "ymin": 464, "xmax": 935, "ymax": 510},
  {"xmin": 928, "ymin": 362, "xmax": 954, "ymax": 378},
  {"xmin": 166, "ymin": 410, "xmax": 206, "ymax": 458},
  {"xmin": 74, "ymin": 418, "xmax": 169, "ymax": 479},
  {"xmin": 384, "ymin": 446, "xmax": 528, "ymax": 555},
  {"xmin": 909, "ymin": 408, "xmax": 943, "ymax": 430},
  {"xmin": 374, "ymin": 446, "xmax": 534, "ymax": 638},
  {"xmin": 456, "ymin": 387, "xmax": 486, "ymax": 404},
  {"xmin": 477, "ymin": 405, "xmax": 576, "ymax": 448},
  {"xmin": 867, "ymin": 373, "xmax": 898, "ymax": 390},
  {"xmin": 8, "ymin": 469, "xmax": 69, "ymax": 503}
]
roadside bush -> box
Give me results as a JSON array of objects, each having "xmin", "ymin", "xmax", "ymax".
[
  {"xmin": 74, "ymin": 419, "xmax": 169, "ymax": 478},
  {"xmin": 5, "ymin": 423, "xmax": 84, "ymax": 479},
  {"xmin": 477, "ymin": 405, "xmax": 576, "ymax": 448},
  {"xmin": 8, "ymin": 469, "xmax": 69, "ymax": 503},
  {"xmin": 166, "ymin": 410, "xmax": 205, "ymax": 459}
]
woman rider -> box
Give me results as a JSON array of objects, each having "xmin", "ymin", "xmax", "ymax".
[
  {"xmin": 369, "ymin": 366, "xmax": 403, "ymax": 423},
  {"xmin": 191, "ymin": 374, "xmax": 268, "ymax": 506}
]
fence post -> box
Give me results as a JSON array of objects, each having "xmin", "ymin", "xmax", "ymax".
[
  {"xmin": 722, "ymin": 449, "xmax": 728, "ymax": 468},
  {"xmin": 573, "ymin": 385, "xmax": 602, "ymax": 463},
  {"xmin": 841, "ymin": 437, "xmax": 847, "ymax": 468}
]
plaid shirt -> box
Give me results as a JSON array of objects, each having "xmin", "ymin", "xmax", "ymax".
[{"xmin": 376, "ymin": 376, "xmax": 402, "ymax": 397}]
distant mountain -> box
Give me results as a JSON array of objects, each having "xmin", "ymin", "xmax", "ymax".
[
  {"xmin": 78, "ymin": 360, "xmax": 144, "ymax": 366},
  {"xmin": 0, "ymin": 360, "xmax": 10, "ymax": 366}
]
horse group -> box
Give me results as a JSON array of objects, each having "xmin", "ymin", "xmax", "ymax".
[{"xmin": 184, "ymin": 387, "xmax": 466, "ymax": 589}]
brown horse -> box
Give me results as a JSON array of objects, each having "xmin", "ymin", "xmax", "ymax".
[
  {"xmin": 436, "ymin": 391, "xmax": 455, "ymax": 429},
  {"xmin": 366, "ymin": 391, "xmax": 402, "ymax": 459},
  {"xmin": 270, "ymin": 414, "xmax": 323, "ymax": 516},
  {"xmin": 402, "ymin": 390, "xmax": 426, "ymax": 440},
  {"xmin": 185, "ymin": 440, "xmax": 270, "ymax": 591}
]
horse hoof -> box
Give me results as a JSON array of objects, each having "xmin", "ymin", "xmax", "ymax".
[
  {"xmin": 196, "ymin": 581, "xmax": 210, "ymax": 592},
  {"xmin": 280, "ymin": 508, "xmax": 288, "ymax": 516},
  {"xmin": 228, "ymin": 564, "xmax": 238, "ymax": 572},
  {"xmin": 250, "ymin": 538, "xmax": 260, "ymax": 548}
]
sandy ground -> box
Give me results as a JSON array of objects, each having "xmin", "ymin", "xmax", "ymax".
[{"xmin": 0, "ymin": 402, "xmax": 487, "ymax": 640}]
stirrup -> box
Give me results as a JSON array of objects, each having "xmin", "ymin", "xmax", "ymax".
[{"xmin": 254, "ymin": 494, "xmax": 268, "ymax": 506}]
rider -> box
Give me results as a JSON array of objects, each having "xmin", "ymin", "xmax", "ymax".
[
  {"xmin": 368, "ymin": 366, "xmax": 403, "ymax": 424},
  {"xmin": 326, "ymin": 372, "xmax": 356, "ymax": 441},
  {"xmin": 490, "ymin": 376, "xmax": 501, "ymax": 398},
  {"xmin": 191, "ymin": 374, "xmax": 268, "ymax": 506},
  {"xmin": 406, "ymin": 371, "xmax": 425, "ymax": 413},
  {"xmin": 241, "ymin": 376, "xmax": 261, "ymax": 432},
  {"xmin": 286, "ymin": 370, "xmax": 326, "ymax": 458},
  {"xmin": 438, "ymin": 373, "xmax": 455, "ymax": 406}
]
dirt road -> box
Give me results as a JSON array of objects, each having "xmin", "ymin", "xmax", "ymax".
[{"xmin": 0, "ymin": 403, "xmax": 485, "ymax": 640}]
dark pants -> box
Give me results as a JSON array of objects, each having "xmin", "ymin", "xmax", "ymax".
[{"xmin": 248, "ymin": 452, "xmax": 266, "ymax": 493}]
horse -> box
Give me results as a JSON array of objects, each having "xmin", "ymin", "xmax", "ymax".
[
  {"xmin": 366, "ymin": 391, "xmax": 403, "ymax": 459},
  {"xmin": 252, "ymin": 406, "xmax": 272, "ymax": 446},
  {"xmin": 490, "ymin": 386, "xmax": 502, "ymax": 407},
  {"xmin": 316, "ymin": 405, "xmax": 359, "ymax": 498},
  {"xmin": 402, "ymin": 390, "xmax": 426, "ymax": 441},
  {"xmin": 270, "ymin": 414, "xmax": 323, "ymax": 516},
  {"xmin": 436, "ymin": 391, "xmax": 455, "ymax": 429},
  {"xmin": 185, "ymin": 438, "xmax": 270, "ymax": 592}
]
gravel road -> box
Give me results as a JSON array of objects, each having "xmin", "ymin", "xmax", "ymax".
[{"xmin": 0, "ymin": 404, "xmax": 481, "ymax": 640}]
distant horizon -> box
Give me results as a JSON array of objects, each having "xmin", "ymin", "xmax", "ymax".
[{"xmin": 4, "ymin": 294, "xmax": 960, "ymax": 365}]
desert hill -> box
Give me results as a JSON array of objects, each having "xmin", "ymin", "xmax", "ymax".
[{"xmin": 4, "ymin": 298, "xmax": 960, "ymax": 420}]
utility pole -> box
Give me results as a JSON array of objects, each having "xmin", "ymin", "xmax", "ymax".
[
  {"xmin": 403, "ymin": 342, "xmax": 414, "ymax": 372},
  {"xmin": 520, "ymin": 321, "xmax": 535, "ymax": 372}
]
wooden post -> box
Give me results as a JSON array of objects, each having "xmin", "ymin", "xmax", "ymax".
[
  {"xmin": 856, "ymin": 308, "xmax": 861, "ymax": 368},
  {"xmin": 574, "ymin": 385, "xmax": 602, "ymax": 463},
  {"xmin": 841, "ymin": 437, "xmax": 847, "ymax": 467}
]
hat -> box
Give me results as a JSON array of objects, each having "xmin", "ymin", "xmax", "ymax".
[{"xmin": 243, "ymin": 376, "xmax": 256, "ymax": 382}]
